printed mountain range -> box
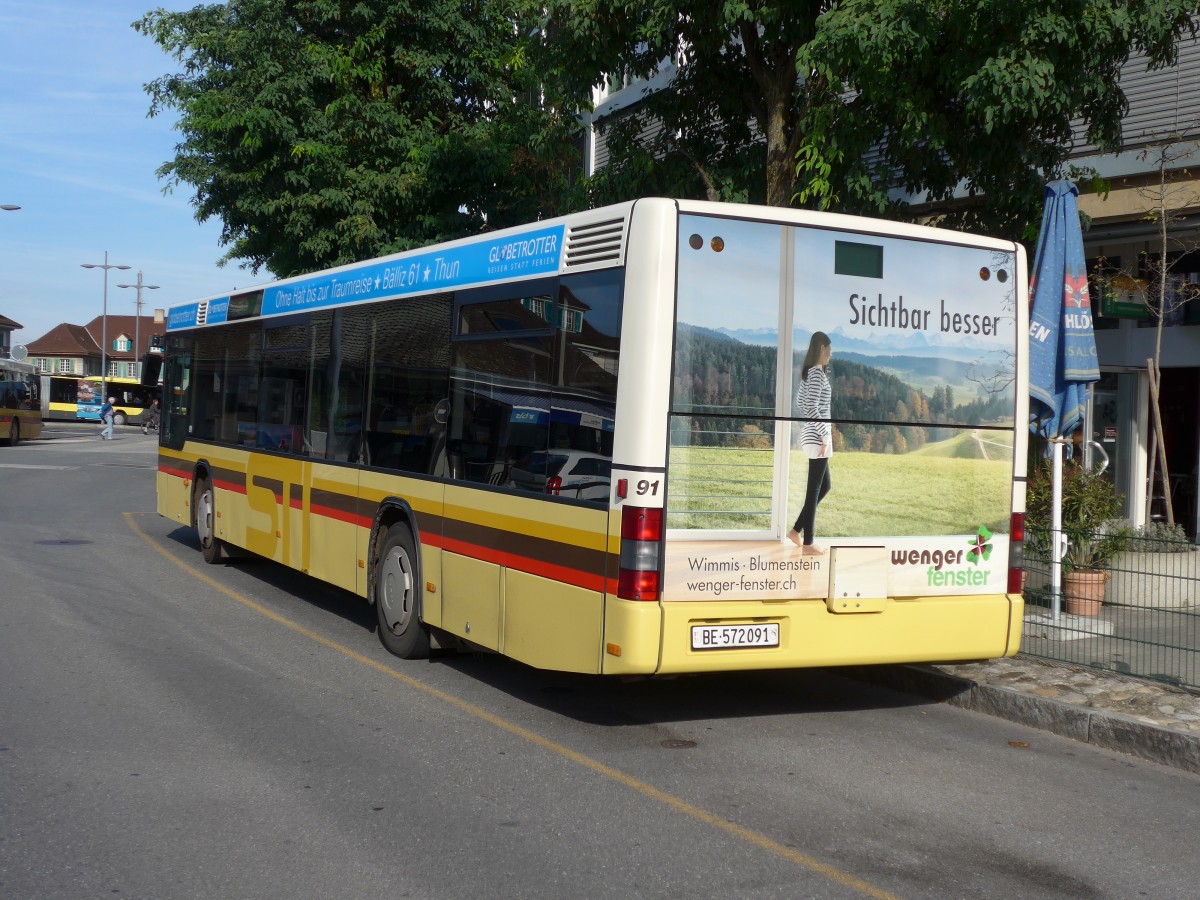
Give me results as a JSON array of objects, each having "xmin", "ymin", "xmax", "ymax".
[
  {"xmin": 673, "ymin": 323, "xmax": 1014, "ymax": 453},
  {"xmin": 714, "ymin": 325, "xmax": 996, "ymax": 363}
]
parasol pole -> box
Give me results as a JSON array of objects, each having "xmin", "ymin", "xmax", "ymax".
[{"xmin": 1050, "ymin": 437, "xmax": 1067, "ymax": 621}]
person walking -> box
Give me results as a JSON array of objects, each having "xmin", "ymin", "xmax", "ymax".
[
  {"xmin": 141, "ymin": 398, "xmax": 160, "ymax": 434},
  {"xmin": 99, "ymin": 396, "xmax": 115, "ymax": 440},
  {"xmin": 787, "ymin": 332, "xmax": 833, "ymax": 555}
]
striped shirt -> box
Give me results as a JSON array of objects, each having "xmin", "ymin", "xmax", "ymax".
[{"xmin": 796, "ymin": 366, "xmax": 831, "ymax": 455}]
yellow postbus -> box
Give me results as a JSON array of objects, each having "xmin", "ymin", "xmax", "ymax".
[
  {"xmin": 156, "ymin": 199, "xmax": 1028, "ymax": 674},
  {"xmin": 40, "ymin": 374, "xmax": 83, "ymax": 421},
  {"xmin": 1, "ymin": 358, "xmax": 43, "ymax": 446}
]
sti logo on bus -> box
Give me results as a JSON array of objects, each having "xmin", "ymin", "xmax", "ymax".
[{"xmin": 891, "ymin": 527, "xmax": 994, "ymax": 587}]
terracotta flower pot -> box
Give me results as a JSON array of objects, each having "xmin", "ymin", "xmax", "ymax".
[{"xmin": 1063, "ymin": 569, "xmax": 1107, "ymax": 616}]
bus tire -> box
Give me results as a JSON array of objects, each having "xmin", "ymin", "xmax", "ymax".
[
  {"xmin": 5, "ymin": 419, "xmax": 18, "ymax": 447},
  {"xmin": 114, "ymin": 411, "xmax": 127, "ymax": 427},
  {"xmin": 374, "ymin": 524, "xmax": 430, "ymax": 659},
  {"xmin": 196, "ymin": 476, "xmax": 225, "ymax": 564}
]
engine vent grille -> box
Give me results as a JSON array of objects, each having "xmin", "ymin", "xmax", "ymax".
[{"xmin": 564, "ymin": 216, "xmax": 626, "ymax": 268}]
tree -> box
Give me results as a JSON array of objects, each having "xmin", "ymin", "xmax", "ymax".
[
  {"xmin": 799, "ymin": 1, "xmax": 1197, "ymax": 237},
  {"xmin": 542, "ymin": 1, "xmax": 820, "ymax": 207},
  {"xmin": 136, "ymin": 0, "xmax": 581, "ymax": 278},
  {"xmin": 544, "ymin": 1, "xmax": 1197, "ymax": 238}
]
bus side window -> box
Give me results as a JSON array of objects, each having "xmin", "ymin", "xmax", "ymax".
[{"xmin": 445, "ymin": 289, "xmax": 555, "ymax": 485}]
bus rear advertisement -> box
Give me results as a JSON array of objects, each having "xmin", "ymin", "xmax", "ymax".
[
  {"xmin": 77, "ymin": 377, "xmax": 159, "ymax": 425},
  {"xmin": 155, "ymin": 198, "xmax": 1027, "ymax": 676}
]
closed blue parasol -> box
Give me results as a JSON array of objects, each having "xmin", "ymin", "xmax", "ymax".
[
  {"xmin": 1029, "ymin": 180, "xmax": 1099, "ymax": 442},
  {"xmin": 1028, "ymin": 179, "xmax": 1100, "ymax": 621}
]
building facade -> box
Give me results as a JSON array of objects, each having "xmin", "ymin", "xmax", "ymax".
[
  {"xmin": 0, "ymin": 313, "xmax": 21, "ymax": 360},
  {"xmin": 1075, "ymin": 37, "xmax": 1200, "ymax": 537},
  {"xmin": 23, "ymin": 314, "xmax": 166, "ymax": 382}
]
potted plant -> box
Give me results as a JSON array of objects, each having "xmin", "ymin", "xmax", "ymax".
[{"xmin": 1025, "ymin": 459, "xmax": 1127, "ymax": 615}]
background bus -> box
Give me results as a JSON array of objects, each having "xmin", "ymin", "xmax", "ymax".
[
  {"xmin": 1, "ymin": 357, "xmax": 43, "ymax": 446},
  {"xmin": 40, "ymin": 374, "xmax": 83, "ymax": 421},
  {"xmin": 156, "ymin": 198, "xmax": 1027, "ymax": 675},
  {"xmin": 77, "ymin": 376, "xmax": 159, "ymax": 425}
]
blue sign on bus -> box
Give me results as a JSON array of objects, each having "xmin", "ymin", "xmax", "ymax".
[{"xmin": 167, "ymin": 225, "xmax": 566, "ymax": 331}]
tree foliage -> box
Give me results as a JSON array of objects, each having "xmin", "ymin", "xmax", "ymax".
[
  {"xmin": 136, "ymin": 0, "xmax": 581, "ymax": 277},
  {"xmin": 544, "ymin": 1, "xmax": 1198, "ymax": 238},
  {"xmin": 140, "ymin": 1, "xmax": 1200, "ymax": 273}
]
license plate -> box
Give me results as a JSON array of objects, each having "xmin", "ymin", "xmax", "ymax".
[{"xmin": 691, "ymin": 623, "xmax": 779, "ymax": 651}]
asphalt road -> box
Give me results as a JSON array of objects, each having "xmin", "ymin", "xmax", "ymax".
[{"xmin": 2, "ymin": 424, "xmax": 1199, "ymax": 899}]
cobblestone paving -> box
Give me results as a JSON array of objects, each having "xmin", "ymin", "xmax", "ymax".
[{"xmin": 934, "ymin": 656, "xmax": 1200, "ymax": 735}]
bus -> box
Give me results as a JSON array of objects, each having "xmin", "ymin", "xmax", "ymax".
[
  {"xmin": 77, "ymin": 376, "xmax": 158, "ymax": 425},
  {"xmin": 1, "ymin": 357, "xmax": 43, "ymax": 446},
  {"xmin": 40, "ymin": 374, "xmax": 83, "ymax": 421},
  {"xmin": 156, "ymin": 198, "xmax": 1028, "ymax": 675}
]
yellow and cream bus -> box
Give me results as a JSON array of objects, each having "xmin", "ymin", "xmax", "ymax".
[
  {"xmin": 157, "ymin": 198, "xmax": 1028, "ymax": 674},
  {"xmin": 40, "ymin": 374, "xmax": 84, "ymax": 421},
  {"xmin": 40, "ymin": 374, "xmax": 152, "ymax": 423},
  {"xmin": 1, "ymin": 357, "xmax": 43, "ymax": 446}
]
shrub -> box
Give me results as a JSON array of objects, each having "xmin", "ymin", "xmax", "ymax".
[
  {"xmin": 1026, "ymin": 459, "xmax": 1127, "ymax": 573},
  {"xmin": 1125, "ymin": 520, "xmax": 1192, "ymax": 554}
]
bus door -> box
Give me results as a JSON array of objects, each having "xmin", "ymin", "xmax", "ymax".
[
  {"xmin": 243, "ymin": 360, "xmax": 310, "ymax": 569},
  {"xmin": 438, "ymin": 275, "xmax": 619, "ymax": 670}
]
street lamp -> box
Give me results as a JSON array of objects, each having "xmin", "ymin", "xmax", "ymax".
[
  {"xmin": 81, "ymin": 252, "xmax": 131, "ymax": 398},
  {"xmin": 117, "ymin": 272, "xmax": 160, "ymax": 381}
]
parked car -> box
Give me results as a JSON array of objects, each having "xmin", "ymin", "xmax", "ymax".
[{"xmin": 508, "ymin": 450, "xmax": 612, "ymax": 501}]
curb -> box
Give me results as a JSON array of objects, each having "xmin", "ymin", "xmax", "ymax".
[{"xmin": 845, "ymin": 664, "xmax": 1200, "ymax": 776}]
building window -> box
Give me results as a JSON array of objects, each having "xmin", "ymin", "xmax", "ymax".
[
  {"xmin": 115, "ymin": 337, "xmax": 132, "ymax": 352},
  {"xmin": 33, "ymin": 357, "xmax": 48, "ymax": 371},
  {"xmin": 57, "ymin": 358, "xmax": 74, "ymax": 374}
]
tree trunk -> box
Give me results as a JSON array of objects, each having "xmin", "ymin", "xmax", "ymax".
[{"xmin": 739, "ymin": 22, "xmax": 802, "ymax": 207}]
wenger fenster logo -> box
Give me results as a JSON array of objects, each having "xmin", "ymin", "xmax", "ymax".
[{"xmin": 891, "ymin": 526, "xmax": 994, "ymax": 588}]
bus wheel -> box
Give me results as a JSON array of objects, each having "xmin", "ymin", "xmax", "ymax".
[
  {"xmin": 375, "ymin": 524, "xmax": 430, "ymax": 659},
  {"xmin": 196, "ymin": 476, "xmax": 225, "ymax": 564},
  {"xmin": 114, "ymin": 412, "xmax": 127, "ymax": 427},
  {"xmin": 5, "ymin": 419, "xmax": 18, "ymax": 447}
]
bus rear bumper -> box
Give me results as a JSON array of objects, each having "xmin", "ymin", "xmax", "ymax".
[{"xmin": 604, "ymin": 593, "xmax": 1023, "ymax": 676}]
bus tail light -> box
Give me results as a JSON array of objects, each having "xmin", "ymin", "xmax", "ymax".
[
  {"xmin": 545, "ymin": 475, "xmax": 562, "ymax": 495},
  {"xmin": 1007, "ymin": 512, "xmax": 1025, "ymax": 594},
  {"xmin": 617, "ymin": 505, "xmax": 663, "ymax": 601}
]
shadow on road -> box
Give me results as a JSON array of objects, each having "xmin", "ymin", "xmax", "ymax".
[{"xmin": 158, "ymin": 524, "xmax": 931, "ymax": 728}]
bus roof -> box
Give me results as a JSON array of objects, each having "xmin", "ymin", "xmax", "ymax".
[
  {"xmin": 0, "ymin": 357, "xmax": 37, "ymax": 378},
  {"xmin": 165, "ymin": 198, "xmax": 1019, "ymax": 333}
]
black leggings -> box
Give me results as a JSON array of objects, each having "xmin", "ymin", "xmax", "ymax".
[{"xmin": 792, "ymin": 456, "xmax": 831, "ymax": 544}]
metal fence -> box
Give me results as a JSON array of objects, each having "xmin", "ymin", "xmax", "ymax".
[{"xmin": 1022, "ymin": 528, "xmax": 1200, "ymax": 690}]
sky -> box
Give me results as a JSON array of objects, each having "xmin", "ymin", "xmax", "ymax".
[{"xmin": 0, "ymin": 0, "xmax": 261, "ymax": 347}]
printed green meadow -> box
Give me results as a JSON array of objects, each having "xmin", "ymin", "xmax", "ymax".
[{"xmin": 668, "ymin": 431, "xmax": 1014, "ymax": 536}]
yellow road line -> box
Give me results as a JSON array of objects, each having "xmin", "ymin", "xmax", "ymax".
[{"xmin": 125, "ymin": 511, "xmax": 902, "ymax": 900}]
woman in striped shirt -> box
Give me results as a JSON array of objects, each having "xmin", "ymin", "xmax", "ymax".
[{"xmin": 787, "ymin": 332, "xmax": 833, "ymax": 555}]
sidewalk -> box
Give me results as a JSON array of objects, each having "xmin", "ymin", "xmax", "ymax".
[{"xmin": 850, "ymin": 655, "xmax": 1200, "ymax": 775}]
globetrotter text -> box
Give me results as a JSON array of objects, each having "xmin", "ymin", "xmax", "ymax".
[{"xmin": 489, "ymin": 234, "xmax": 559, "ymax": 264}]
